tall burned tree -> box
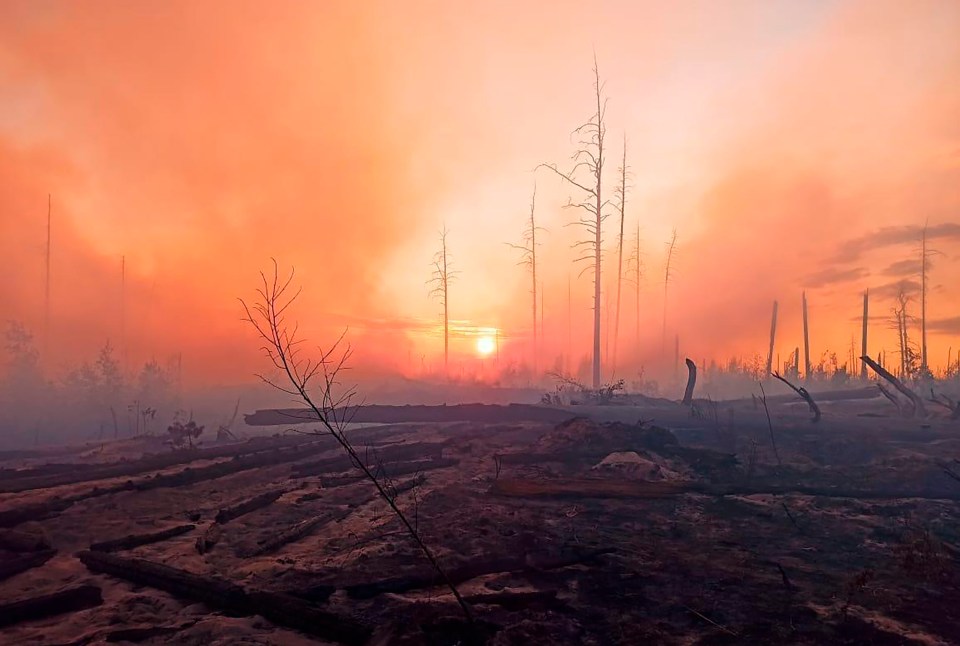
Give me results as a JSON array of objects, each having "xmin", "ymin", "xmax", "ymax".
[
  {"xmin": 44, "ymin": 194, "xmax": 51, "ymax": 363},
  {"xmin": 508, "ymin": 184, "xmax": 545, "ymax": 373},
  {"xmin": 626, "ymin": 221, "xmax": 642, "ymax": 365},
  {"xmin": 802, "ymin": 291, "xmax": 811, "ymax": 379},
  {"xmin": 861, "ymin": 289, "xmax": 869, "ymax": 381},
  {"xmin": 662, "ymin": 229, "xmax": 678, "ymax": 354},
  {"xmin": 765, "ymin": 300, "xmax": 779, "ymax": 376},
  {"xmin": 428, "ymin": 227, "xmax": 457, "ymax": 377},
  {"xmin": 539, "ymin": 57, "xmax": 609, "ymax": 388},
  {"xmin": 611, "ymin": 136, "xmax": 630, "ymax": 375}
]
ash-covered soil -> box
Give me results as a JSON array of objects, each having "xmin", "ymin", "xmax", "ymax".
[{"xmin": 1, "ymin": 398, "xmax": 958, "ymax": 645}]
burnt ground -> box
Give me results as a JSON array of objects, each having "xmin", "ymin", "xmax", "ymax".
[{"xmin": 0, "ymin": 396, "xmax": 958, "ymax": 645}]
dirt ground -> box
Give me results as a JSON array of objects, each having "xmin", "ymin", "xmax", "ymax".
[{"xmin": 1, "ymin": 396, "xmax": 958, "ymax": 645}]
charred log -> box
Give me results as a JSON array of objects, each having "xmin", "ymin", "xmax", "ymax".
[
  {"xmin": 90, "ymin": 525, "xmax": 195, "ymax": 553},
  {"xmin": 0, "ymin": 584, "xmax": 103, "ymax": 628}
]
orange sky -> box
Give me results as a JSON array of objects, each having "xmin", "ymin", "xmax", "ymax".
[{"xmin": 1, "ymin": 0, "xmax": 958, "ymax": 385}]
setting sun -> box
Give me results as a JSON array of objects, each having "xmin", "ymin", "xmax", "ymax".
[{"xmin": 476, "ymin": 336, "xmax": 496, "ymax": 357}]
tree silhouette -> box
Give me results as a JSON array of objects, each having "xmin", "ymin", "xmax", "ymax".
[{"xmin": 539, "ymin": 56, "xmax": 610, "ymax": 388}]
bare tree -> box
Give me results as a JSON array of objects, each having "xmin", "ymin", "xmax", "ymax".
[
  {"xmin": 539, "ymin": 56, "xmax": 609, "ymax": 388},
  {"xmin": 918, "ymin": 222, "xmax": 941, "ymax": 376},
  {"xmin": 626, "ymin": 221, "xmax": 642, "ymax": 366},
  {"xmin": 662, "ymin": 228, "xmax": 679, "ymax": 354},
  {"xmin": 428, "ymin": 227, "xmax": 457, "ymax": 378},
  {"xmin": 611, "ymin": 135, "xmax": 630, "ymax": 375},
  {"xmin": 507, "ymin": 183, "xmax": 546, "ymax": 373},
  {"xmin": 240, "ymin": 261, "xmax": 472, "ymax": 621},
  {"xmin": 890, "ymin": 286, "xmax": 919, "ymax": 379}
]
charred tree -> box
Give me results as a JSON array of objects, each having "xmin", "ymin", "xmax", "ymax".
[
  {"xmin": 507, "ymin": 183, "xmax": 545, "ymax": 373},
  {"xmin": 428, "ymin": 227, "xmax": 457, "ymax": 378},
  {"xmin": 662, "ymin": 229, "xmax": 678, "ymax": 357},
  {"xmin": 861, "ymin": 290, "xmax": 869, "ymax": 381},
  {"xmin": 627, "ymin": 221, "xmax": 642, "ymax": 365},
  {"xmin": 802, "ymin": 291, "xmax": 811, "ymax": 379},
  {"xmin": 765, "ymin": 300, "xmax": 779, "ymax": 376},
  {"xmin": 612, "ymin": 136, "xmax": 630, "ymax": 374},
  {"xmin": 539, "ymin": 56, "xmax": 609, "ymax": 388},
  {"xmin": 772, "ymin": 371, "xmax": 821, "ymax": 423},
  {"xmin": 861, "ymin": 355, "xmax": 926, "ymax": 417},
  {"xmin": 682, "ymin": 358, "xmax": 697, "ymax": 405}
]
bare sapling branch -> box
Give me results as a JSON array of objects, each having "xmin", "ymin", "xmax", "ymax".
[
  {"xmin": 240, "ymin": 259, "xmax": 472, "ymax": 622},
  {"xmin": 757, "ymin": 382, "xmax": 782, "ymax": 466}
]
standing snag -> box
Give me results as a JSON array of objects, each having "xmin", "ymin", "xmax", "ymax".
[
  {"xmin": 428, "ymin": 227, "xmax": 457, "ymax": 379},
  {"xmin": 612, "ymin": 135, "xmax": 630, "ymax": 375},
  {"xmin": 507, "ymin": 183, "xmax": 546, "ymax": 374},
  {"xmin": 539, "ymin": 55, "xmax": 609, "ymax": 388}
]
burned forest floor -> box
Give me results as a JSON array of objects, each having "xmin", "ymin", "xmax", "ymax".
[{"xmin": 1, "ymin": 396, "xmax": 959, "ymax": 645}]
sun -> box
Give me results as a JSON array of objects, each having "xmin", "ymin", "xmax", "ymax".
[{"xmin": 476, "ymin": 335, "xmax": 496, "ymax": 357}]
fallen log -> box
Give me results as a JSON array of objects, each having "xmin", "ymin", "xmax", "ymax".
[
  {"xmin": 320, "ymin": 459, "xmax": 457, "ymax": 489},
  {"xmin": 682, "ymin": 358, "xmax": 697, "ymax": 405},
  {"xmin": 245, "ymin": 403, "xmax": 573, "ymax": 426},
  {"xmin": 0, "ymin": 434, "xmax": 322, "ymax": 494},
  {"xmin": 0, "ymin": 527, "xmax": 52, "ymax": 552},
  {"xmin": 343, "ymin": 548, "xmax": 613, "ymax": 599},
  {"xmin": 861, "ymin": 355, "xmax": 926, "ymax": 417},
  {"xmin": 464, "ymin": 589, "xmax": 561, "ymax": 611},
  {"xmin": 90, "ymin": 524, "xmax": 195, "ymax": 553},
  {"xmin": 215, "ymin": 489, "xmax": 285, "ymax": 524},
  {"xmin": 0, "ymin": 498, "xmax": 73, "ymax": 528},
  {"xmin": 242, "ymin": 505, "xmax": 360, "ymax": 557},
  {"xmin": 0, "ymin": 443, "xmax": 333, "ymax": 529},
  {"xmin": 490, "ymin": 477, "xmax": 960, "ymax": 502},
  {"xmin": 103, "ymin": 623, "xmax": 194, "ymax": 643},
  {"xmin": 0, "ymin": 549, "xmax": 56, "ymax": 582},
  {"xmin": 77, "ymin": 550, "xmax": 369, "ymax": 644},
  {"xmin": 490, "ymin": 478, "xmax": 692, "ymax": 499},
  {"xmin": 0, "ymin": 584, "xmax": 103, "ymax": 628},
  {"xmin": 772, "ymin": 371, "xmax": 821, "ymax": 423},
  {"xmin": 291, "ymin": 441, "xmax": 448, "ymax": 477}
]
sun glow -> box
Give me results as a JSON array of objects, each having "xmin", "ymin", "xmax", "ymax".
[{"xmin": 476, "ymin": 336, "xmax": 496, "ymax": 357}]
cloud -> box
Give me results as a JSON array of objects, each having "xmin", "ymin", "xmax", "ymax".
[
  {"xmin": 928, "ymin": 316, "xmax": 960, "ymax": 334},
  {"xmin": 833, "ymin": 223, "xmax": 960, "ymax": 264},
  {"xmin": 871, "ymin": 279, "xmax": 921, "ymax": 301},
  {"xmin": 881, "ymin": 258, "xmax": 922, "ymax": 277},
  {"xmin": 803, "ymin": 266, "xmax": 868, "ymax": 289}
]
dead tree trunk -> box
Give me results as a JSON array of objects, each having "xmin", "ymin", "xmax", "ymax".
[
  {"xmin": 612, "ymin": 136, "xmax": 629, "ymax": 374},
  {"xmin": 429, "ymin": 228, "xmax": 456, "ymax": 378},
  {"xmin": 682, "ymin": 358, "xmax": 697, "ymax": 405},
  {"xmin": 802, "ymin": 291, "xmax": 811, "ymax": 379},
  {"xmin": 861, "ymin": 290, "xmax": 869, "ymax": 381},
  {"xmin": 861, "ymin": 355, "xmax": 925, "ymax": 417},
  {"xmin": 765, "ymin": 300, "xmax": 779, "ymax": 376},
  {"xmin": 772, "ymin": 372, "xmax": 821, "ymax": 423},
  {"xmin": 215, "ymin": 489, "xmax": 285, "ymax": 524},
  {"xmin": 538, "ymin": 56, "xmax": 608, "ymax": 388}
]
